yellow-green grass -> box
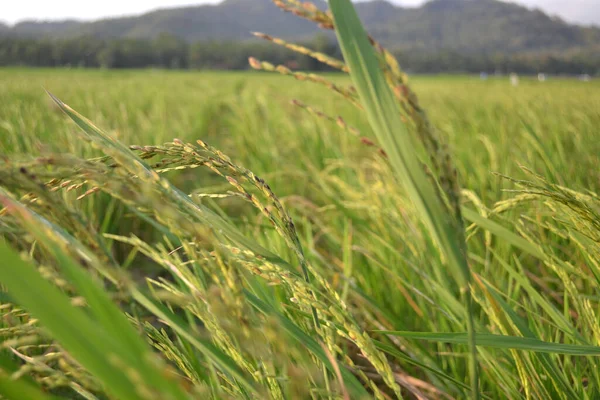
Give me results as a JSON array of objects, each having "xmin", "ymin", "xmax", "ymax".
[
  {"xmin": 2, "ymin": 68, "xmax": 598, "ymax": 202},
  {"xmin": 1, "ymin": 65, "xmax": 600, "ymax": 399}
]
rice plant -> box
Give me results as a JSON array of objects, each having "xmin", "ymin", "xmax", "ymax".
[{"xmin": 1, "ymin": 0, "xmax": 600, "ymax": 399}]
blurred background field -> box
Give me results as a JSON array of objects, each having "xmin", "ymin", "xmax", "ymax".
[
  {"xmin": 1, "ymin": 56, "xmax": 600, "ymax": 398},
  {"xmin": 2, "ymin": 68, "xmax": 599, "ymax": 201}
]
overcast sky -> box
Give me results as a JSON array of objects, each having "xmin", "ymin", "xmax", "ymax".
[{"xmin": 2, "ymin": 0, "xmax": 598, "ymax": 26}]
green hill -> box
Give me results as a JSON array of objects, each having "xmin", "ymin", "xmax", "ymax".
[
  {"xmin": 371, "ymin": 0, "xmax": 600, "ymax": 53},
  {"xmin": 4, "ymin": 0, "xmax": 600, "ymax": 54}
]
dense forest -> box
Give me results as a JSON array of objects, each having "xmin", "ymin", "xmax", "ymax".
[
  {"xmin": 1, "ymin": 0, "xmax": 599, "ymax": 74},
  {"xmin": 1, "ymin": 34, "xmax": 598, "ymax": 75}
]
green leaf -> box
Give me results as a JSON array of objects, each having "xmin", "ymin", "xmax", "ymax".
[
  {"xmin": 462, "ymin": 208, "xmax": 545, "ymax": 259},
  {"xmin": 479, "ymin": 279, "xmax": 577, "ymax": 397},
  {"xmin": 328, "ymin": 1, "xmax": 469, "ymax": 287},
  {"xmin": 0, "ymin": 242, "xmax": 185, "ymax": 400},
  {"xmin": 372, "ymin": 340, "xmax": 474, "ymax": 395},
  {"xmin": 328, "ymin": 0, "xmax": 478, "ymax": 397},
  {"xmin": 378, "ymin": 331, "xmax": 600, "ymax": 355},
  {"xmin": 46, "ymin": 91, "xmax": 291, "ymax": 271},
  {"xmin": 0, "ymin": 189, "xmax": 258, "ymax": 397},
  {"xmin": 0, "ymin": 352, "xmax": 62, "ymax": 400},
  {"xmin": 0, "ymin": 188, "xmax": 150, "ymax": 361}
]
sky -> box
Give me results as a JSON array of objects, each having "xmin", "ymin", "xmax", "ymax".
[{"xmin": 1, "ymin": 0, "xmax": 598, "ymax": 26}]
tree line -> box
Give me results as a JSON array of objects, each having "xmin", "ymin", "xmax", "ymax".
[{"xmin": 1, "ymin": 33, "xmax": 598, "ymax": 75}]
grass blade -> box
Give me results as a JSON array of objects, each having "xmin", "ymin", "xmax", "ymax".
[
  {"xmin": 0, "ymin": 242, "xmax": 186, "ymax": 400},
  {"xmin": 0, "ymin": 352, "xmax": 62, "ymax": 400},
  {"xmin": 462, "ymin": 208, "xmax": 544, "ymax": 259},
  {"xmin": 46, "ymin": 91, "xmax": 291, "ymax": 270},
  {"xmin": 0, "ymin": 189, "xmax": 259, "ymax": 397},
  {"xmin": 377, "ymin": 331, "xmax": 600, "ymax": 355},
  {"xmin": 328, "ymin": 0, "xmax": 478, "ymax": 397}
]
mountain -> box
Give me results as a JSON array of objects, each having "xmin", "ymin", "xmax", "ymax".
[
  {"xmin": 3, "ymin": 0, "xmax": 600, "ymax": 55},
  {"xmin": 354, "ymin": 0, "xmax": 405, "ymax": 25},
  {"xmin": 370, "ymin": 0, "xmax": 600, "ymax": 53},
  {"xmin": 524, "ymin": 0, "xmax": 600, "ymax": 27},
  {"xmin": 65, "ymin": 0, "xmax": 322, "ymax": 41},
  {"xmin": 10, "ymin": 20, "xmax": 83, "ymax": 36},
  {"xmin": 5, "ymin": 0, "xmax": 323, "ymax": 41}
]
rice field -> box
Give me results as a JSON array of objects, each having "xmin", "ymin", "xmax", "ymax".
[
  {"xmin": 1, "ymin": 61, "xmax": 600, "ymax": 398},
  {"xmin": 2, "ymin": 68, "xmax": 598, "ymax": 202}
]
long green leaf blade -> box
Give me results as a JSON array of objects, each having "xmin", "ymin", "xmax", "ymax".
[
  {"xmin": 0, "ymin": 352, "xmax": 62, "ymax": 400},
  {"xmin": 462, "ymin": 208, "xmax": 544, "ymax": 259},
  {"xmin": 378, "ymin": 331, "xmax": 600, "ymax": 355},
  {"xmin": 0, "ymin": 243, "xmax": 165, "ymax": 400},
  {"xmin": 1, "ymin": 189, "xmax": 257, "ymax": 397},
  {"xmin": 328, "ymin": 1, "xmax": 478, "ymax": 397},
  {"xmin": 46, "ymin": 91, "xmax": 290, "ymax": 269}
]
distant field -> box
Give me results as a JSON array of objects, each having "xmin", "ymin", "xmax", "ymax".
[
  {"xmin": 2, "ymin": 68, "xmax": 599, "ymax": 200},
  {"xmin": 2, "ymin": 67, "xmax": 600, "ymax": 398}
]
